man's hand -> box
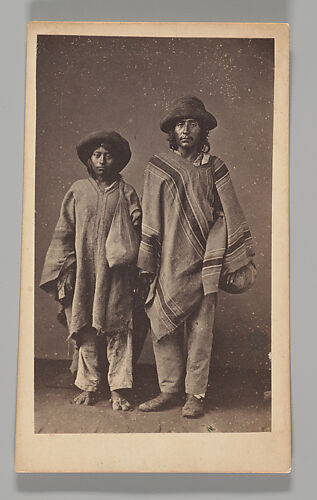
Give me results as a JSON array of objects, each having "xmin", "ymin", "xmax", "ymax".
[
  {"xmin": 221, "ymin": 261, "xmax": 257, "ymax": 294},
  {"xmin": 226, "ymin": 261, "xmax": 256, "ymax": 287}
]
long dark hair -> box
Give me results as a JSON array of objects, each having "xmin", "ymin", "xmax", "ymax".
[{"xmin": 167, "ymin": 123, "xmax": 211, "ymax": 153}]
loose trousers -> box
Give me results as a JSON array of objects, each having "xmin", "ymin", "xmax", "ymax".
[
  {"xmin": 152, "ymin": 293, "xmax": 217, "ymax": 395},
  {"xmin": 64, "ymin": 306, "xmax": 133, "ymax": 392}
]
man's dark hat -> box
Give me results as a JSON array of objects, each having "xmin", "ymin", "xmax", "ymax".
[
  {"xmin": 76, "ymin": 130, "xmax": 131, "ymax": 171},
  {"xmin": 160, "ymin": 96, "xmax": 217, "ymax": 133}
]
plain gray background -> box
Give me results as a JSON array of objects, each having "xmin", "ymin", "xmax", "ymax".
[
  {"xmin": 35, "ymin": 35, "xmax": 273, "ymax": 369},
  {"xmin": 1, "ymin": 0, "xmax": 314, "ymax": 496}
]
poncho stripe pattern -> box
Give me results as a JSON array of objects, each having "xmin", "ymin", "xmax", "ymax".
[
  {"xmin": 137, "ymin": 151, "xmax": 255, "ymax": 339},
  {"xmin": 150, "ymin": 155, "xmax": 209, "ymax": 251}
]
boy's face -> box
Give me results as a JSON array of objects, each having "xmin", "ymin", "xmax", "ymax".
[
  {"xmin": 174, "ymin": 118, "xmax": 201, "ymax": 151},
  {"xmin": 90, "ymin": 146, "xmax": 116, "ymax": 179}
]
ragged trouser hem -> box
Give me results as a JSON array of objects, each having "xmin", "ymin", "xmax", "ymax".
[
  {"xmin": 152, "ymin": 293, "xmax": 217, "ymax": 395},
  {"xmin": 64, "ymin": 305, "xmax": 133, "ymax": 392}
]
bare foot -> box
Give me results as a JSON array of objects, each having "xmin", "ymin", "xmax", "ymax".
[
  {"xmin": 110, "ymin": 390, "xmax": 131, "ymax": 411},
  {"xmin": 72, "ymin": 390, "xmax": 94, "ymax": 406}
]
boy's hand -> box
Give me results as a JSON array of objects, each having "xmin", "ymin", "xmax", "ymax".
[
  {"xmin": 139, "ymin": 271, "xmax": 155, "ymax": 284},
  {"xmin": 133, "ymin": 271, "xmax": 156, "ymax": 305},
  {"xmin": 65, "ymin": 267, "xmax": 76, "ymax": 293}
]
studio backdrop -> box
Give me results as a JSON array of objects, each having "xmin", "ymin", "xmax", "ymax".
[{"xmin": 35, "ymin": 35, "xmax": 273, "ymax": 369}]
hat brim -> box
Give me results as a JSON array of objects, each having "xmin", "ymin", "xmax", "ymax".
[
  {"xmin": 76, "ymin": 130, "xmax": 131, "ymax": 171},
  {"xmin": 160, "ymin": 109, "xmax": 217, "ymax": 133}
]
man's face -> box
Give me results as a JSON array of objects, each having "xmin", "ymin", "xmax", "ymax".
[
  {"xmin": 90, "ymin": 146, "xmax": 116, "ymax": 179},
  {"xmin": 174, "ymin": 118, "xmax": 201, "ymax": 150}
]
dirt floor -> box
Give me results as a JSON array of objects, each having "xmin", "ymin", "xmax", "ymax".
[{"xmin": 34, "ymin": 360, "xmax": 271, "ymax": 434}]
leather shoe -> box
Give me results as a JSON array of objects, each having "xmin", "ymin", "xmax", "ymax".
[
  {"xmin": 138, "ymin": 392, "xmax": 180, "ymax": 412},
  {"xmin": 182, "ymin": 394, "xmax": 205, "ymax": 418}
]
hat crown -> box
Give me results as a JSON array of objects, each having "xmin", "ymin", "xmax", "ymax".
[
  {"xmin": 167, "ymin": 96, "xmax": 207, "ymax": 114},
  {"xmin": 160, "ymin": 95, "xmax": 217, "ymax": 133}
]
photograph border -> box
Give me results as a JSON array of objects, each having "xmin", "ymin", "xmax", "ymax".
[{"xmin": 15, "ymin": 21, "xmax": 290, "ymax": 473}]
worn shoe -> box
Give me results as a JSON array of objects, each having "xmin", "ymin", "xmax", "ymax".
[
  {"xmin": 138, "ymin": 392, "xmax": 180, "ymax": 412},
  {"xmin": 182, "ymin": 395, "xmax": 205, "ymax": 418}
]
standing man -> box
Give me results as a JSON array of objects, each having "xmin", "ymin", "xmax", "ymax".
[{"xmin": 137, "ymin": 96, "xmax": 256, "ymax": 418}]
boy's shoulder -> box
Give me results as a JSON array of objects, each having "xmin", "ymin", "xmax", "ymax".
[
  {"xmin": 69, "ymin": 178, "xmax": 91, "ymax": 192},
  {"xmin": 120, "ymin": 179, "xmax": 137, "ymax": 195},
  {"xmin": 120, "ymin": 179, "xmax": 140, "ymax": 206}
]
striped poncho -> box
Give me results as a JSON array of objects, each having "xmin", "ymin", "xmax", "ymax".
[{"xmin": 137, "ymin": 150, "xmax": 255, "ymax": 340}]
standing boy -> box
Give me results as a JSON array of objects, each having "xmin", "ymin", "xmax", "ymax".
[{"xmin": 40, "ymin": 131, "xmax": 141, "ymax": 410}]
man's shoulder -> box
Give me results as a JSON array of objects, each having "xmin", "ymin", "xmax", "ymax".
[
  {"xmin": 207, "ymin": 155, "xmax": 228, "ymax": 175},
  {"xmin": 147, "ymin": 150, "xmax": 184, "ymax": 171},
  {"xmin": 146, "ymin": 152, "xmax": 171, "ymax": 174},
  {"xmin": 148, "ymin": 151, "xmax": 169, "ymax": 163},
  {"xmin": 207, "ymin": 154, "xmax": 225, "ymax": 167}
]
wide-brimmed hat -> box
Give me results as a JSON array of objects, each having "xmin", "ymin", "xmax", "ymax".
[
  {"xmin": 76, "ymin": 130, "xmax": 131, "ymax": 171},
  {"xmin": 160, "ymin": 96, "xmax": 217, "ymax": 133}
]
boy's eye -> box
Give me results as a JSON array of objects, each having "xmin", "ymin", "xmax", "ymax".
[{"xmin": 93, "ymin": 152, "xmax": 113, "ymax": 160}]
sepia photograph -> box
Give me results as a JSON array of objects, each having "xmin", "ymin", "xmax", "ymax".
[{"xmin": 15, "ymin": 22, "xmax": 290, "ymax": 473}]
